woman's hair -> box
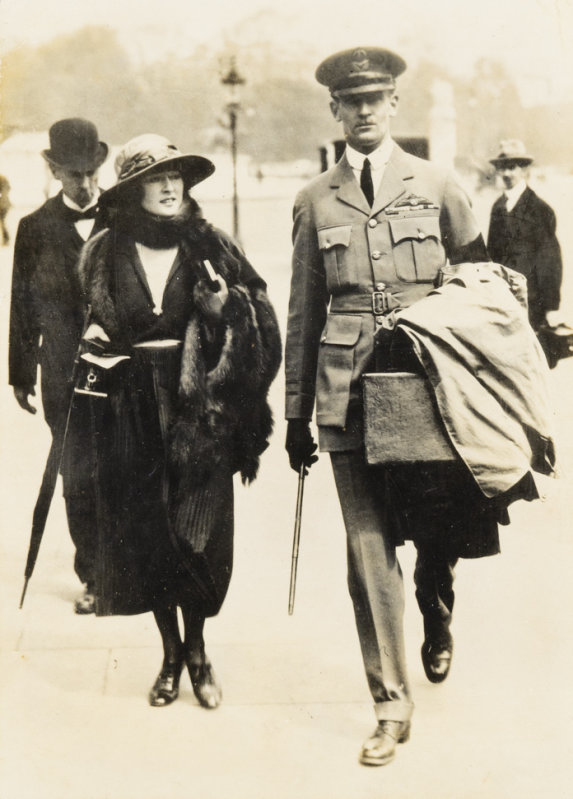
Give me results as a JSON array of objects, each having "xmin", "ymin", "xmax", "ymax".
[{"xmin": 121, "ymin": 163, "xmax": 192, "ymax": 209}]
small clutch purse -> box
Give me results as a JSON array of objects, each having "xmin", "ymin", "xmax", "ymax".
[{"xmin": 74, "ymin": 352, "xmax": 131, "ymax": 398}]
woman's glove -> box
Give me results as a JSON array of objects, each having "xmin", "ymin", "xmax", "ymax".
[
  {"xmin": 193, "ymin": 275, "xmax": 229, "ymax": 322},
  {"xmin": 82, "ymin": 322, "xmax": 111, "ymax": 353},
  {"xmin": 285, "ymin": 419, "xmax": 318, "ymax": 474}
]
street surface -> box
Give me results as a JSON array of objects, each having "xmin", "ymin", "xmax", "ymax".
[{"xmin": 1, "ymin": 180, "xmax": 572, "ymax": 799}]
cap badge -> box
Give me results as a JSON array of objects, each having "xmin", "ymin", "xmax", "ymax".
[{"xmin": 351, "ymin": 49, "xmax": 369, "ymax": 72}]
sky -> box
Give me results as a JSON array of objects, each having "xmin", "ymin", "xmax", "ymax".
[{"xmin": 1, "ymin": 0, "xmax": 572, "ymax": 106}]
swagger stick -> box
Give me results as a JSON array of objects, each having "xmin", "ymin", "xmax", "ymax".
[
  {"xmin": 288, "ymin": 464, "xmax": 306, "ymax": 615},
  {"xmin": 19, "ymin": 307, "xmax": 92, "ymax": 608}
]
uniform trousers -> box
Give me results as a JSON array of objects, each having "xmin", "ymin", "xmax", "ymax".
[
  {"xmin": 330, "ymin": 448, "xmax": 459, "ymax": 721},
  {"xmin": 330, "ymin": 449, "xmax": 414, "ymax": 722}
]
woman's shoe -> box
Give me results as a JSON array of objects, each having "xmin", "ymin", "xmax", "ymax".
[
  {"xmin": 148, "ymin": 658, "xmax": 184, "ymax": 707},
  {"xmin": 186, "ymin": 654, "xmax": 222, "ymax": 709}
]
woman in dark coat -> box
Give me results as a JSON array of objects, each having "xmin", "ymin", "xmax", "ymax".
[{"xmin": 76, "ymin": 134, "xmax": 281, "ymax": 708}]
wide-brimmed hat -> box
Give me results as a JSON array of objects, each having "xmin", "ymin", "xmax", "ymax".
[
  {"xmin": 489, "ymin": 139, "xmax": 533, "ymax": 168},
  {"xmin": 316, "ymin": 47, "xmax": 407, "ymax": 97},
  {"xmin": 42, "ymin": 118, "xmax": 109, "ymax": 171},
  {"xmin": 100, "ymin": 134, "xmax": 215, "ymax": 206}
]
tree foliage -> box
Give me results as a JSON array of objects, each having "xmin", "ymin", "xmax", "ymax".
[{"xmin": 1, "ymin": 25, "xmax": 568, "ymax": 169}]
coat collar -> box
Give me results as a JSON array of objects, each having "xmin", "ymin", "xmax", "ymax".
[{"xmin": 329, "ymin": 144, "xmax": 413, "ymax": 215}]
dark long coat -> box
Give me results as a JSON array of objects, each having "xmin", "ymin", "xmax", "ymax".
[
  {"xmin": 9, "ymin": 192, "xmax": 104, "ymax": 429},
  {"xmin": 75, "ymin": 223, "xmax": 282, "ymax": 615},
  {"xmin": 487, "ymin": 186, "xmax": 562, "ymax": 330}
]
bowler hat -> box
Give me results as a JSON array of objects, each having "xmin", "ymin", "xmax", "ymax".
[
  {"xmin": 100, "ymin": 134, "xmax": 215, "ymax": 207},
  {"xmin": 489, "ymin": 139, "xmax": 533, "ymax": 168},
  {"xmin": 43, "ymin": 118, "xmax": 108, "ymax": 171},
  {"xmin": 316, "ymin": 47, "xmax": 407, "ymax": 96}
]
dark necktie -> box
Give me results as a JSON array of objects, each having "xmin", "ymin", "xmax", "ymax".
[
  {"xmin": 360, "ymin": 157, "xmax": 374, "ymax": 206},
  {"xmin": 499, "ymin": 194, "xmax": 509, "ymax": 215}
]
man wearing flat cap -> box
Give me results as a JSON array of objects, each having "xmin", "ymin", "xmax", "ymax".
[
  {"xmin": 487, "ymin": 140, "xmax": 563, "ymax": 335},
  {"xmin": 9, "ymin": 118, "xmax": 109, "ymax": 613},
  {"xmin": 284, "ymin": 47, "xmax": 492, "ymax": 766}
]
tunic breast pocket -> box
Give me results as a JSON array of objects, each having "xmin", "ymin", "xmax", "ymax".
[
  {"xmin": 389, "ymin": 215, "xmax": 446, "ymax": 283},
  {"xmin": 317, "ymin": 225, "xmax": 356, "ymax": 290}
]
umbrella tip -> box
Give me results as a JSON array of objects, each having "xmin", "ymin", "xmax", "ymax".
[{"xmin": 19, "ymin": 578, "xmax": 29, "ymax": 609}]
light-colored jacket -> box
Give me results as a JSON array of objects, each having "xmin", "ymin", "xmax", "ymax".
[{"xmin": 396, "ymin": 263, "xmax": 555, "ymax": 497}]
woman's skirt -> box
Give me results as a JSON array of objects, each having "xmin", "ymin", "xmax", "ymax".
[{"xmin": 77, "ymin": 345, "xmax": 234, "ymax": 617}]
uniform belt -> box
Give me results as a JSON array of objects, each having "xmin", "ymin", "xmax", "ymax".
[{"xmin": 330, "ymin": 290, "xmax": 402, "ymax": 314}]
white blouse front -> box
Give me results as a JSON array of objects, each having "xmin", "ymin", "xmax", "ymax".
[{"xmin": 135, "ymin": 242, "xmax": 179, "ymax": 314}]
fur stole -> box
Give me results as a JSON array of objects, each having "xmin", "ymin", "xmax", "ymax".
[{"xmin": 78, "ymin": 226, "xmax": 282, "ymax": 486}]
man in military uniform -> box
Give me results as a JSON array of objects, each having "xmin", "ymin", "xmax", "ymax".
[
  {"xmin": 9, "ymin": 118, "xmax": 109, "ymax": 613},
  {"xmin": 487, "ymin": 139, "xmax": 562, "ymax": 334},
  {"xmin": 284, "ymin": 47, "xmax": 489, "ymax": 766}
]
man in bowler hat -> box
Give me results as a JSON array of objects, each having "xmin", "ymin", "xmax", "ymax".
[
  {"xmin": 284, "ymin": 47, "xmax": 491, "ymax": 765},
  {"xmin": 487, "ymin": 139, "xmax": 563, "ymax": 334},
  {"xmin": 9, "ymin": 118, "xmax": 109, "ymax": 613}
]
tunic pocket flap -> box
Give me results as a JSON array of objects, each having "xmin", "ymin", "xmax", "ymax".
[
  {"xmin": 318, "ymin": 225, "xmax": 352, "ymax": 251},
  {"xmin": 389, "ymin": 215, "xmax": 441, "ymax": 244},
  {"xmin": 320, "ymin": 314, "xmax": 362, "ymax": 346}
]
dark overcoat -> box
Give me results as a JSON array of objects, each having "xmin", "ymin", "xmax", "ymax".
[
  {"xmin": 9, "ymin": 192, "xmax": 104, "ymax": 429},
  {"xmin": 75, "ymin": 223, "xmax": 282, "ymax": 615},
  {"xmin": 487, "ymin": 186, "xmax": 562, "ymax": 330}
]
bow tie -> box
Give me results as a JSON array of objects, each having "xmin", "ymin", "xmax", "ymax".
[{"xmin": 65, "ymin": 205, "xmax": 98, "ymax": 222}]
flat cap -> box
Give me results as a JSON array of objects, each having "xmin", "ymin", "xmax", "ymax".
[{"xmin": 316, "ymin": 47, "xmax": 407, "ymax": 96}]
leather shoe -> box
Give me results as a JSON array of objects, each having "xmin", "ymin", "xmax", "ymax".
[
  {"xmin": 74, "ymin": 587, "xmax": 95, "ymax": 615},
  {"xmin": 359, "ymin": 720, "xmax": 411, "ymax": 766},
  {"xmin": 186, "ymin": 654, "xmax": 222, "ymax": 709},
  {"xmin": 421, "ymin": 636, "xmax": 453, "ymax": 683},
  {"xmin": 149, "ymin": 658, "xmax": 184, "ymax": 707}
]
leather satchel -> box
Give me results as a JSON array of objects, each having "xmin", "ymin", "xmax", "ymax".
[{"xmin": 362, "ymin": 371, "xmax": 456, "ymax": 464}]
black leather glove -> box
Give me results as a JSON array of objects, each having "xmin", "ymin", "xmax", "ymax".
[{"xmin": 285, "ymin": 419, "xmax": 318, "ymax": 474}]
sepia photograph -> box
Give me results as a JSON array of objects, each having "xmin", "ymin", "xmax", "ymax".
[{"xmin": 1, "ymin": 1, "xmax": 572, "ymax": 797}]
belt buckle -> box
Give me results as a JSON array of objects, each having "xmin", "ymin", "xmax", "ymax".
[{"xmin": 371, "ymin": 290, "xmax": 387, "ymax": 315}]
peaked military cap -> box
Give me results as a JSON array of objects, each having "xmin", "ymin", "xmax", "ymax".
[{"xmin": 316, "ymin": 47, "xmax": 407, "ymax": 96}]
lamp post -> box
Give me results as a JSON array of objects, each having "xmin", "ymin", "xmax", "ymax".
[{"xmin": 221, "ymin": 57, "xmax": 245, "ymax": 240}]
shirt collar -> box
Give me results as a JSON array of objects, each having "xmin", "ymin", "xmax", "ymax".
[
  {"xmin": 504, "ymin": 180, "xmax": 527, "ymax": 205},
  {"xmin": 345, "ymin": 137, "xmax": 394, "ymax": 171},
  {"xmin": 62, "ymin": 191, "xmax": 100, "ymax": 213}
]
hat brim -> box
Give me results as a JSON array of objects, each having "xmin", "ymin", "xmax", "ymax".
[
  {"xmin": 42, "ymin": 142, "xmax": 109, "ymax": 172},
  {"xmin": 100, "ymin": 154, "xmax": 215, "ymax": 207},
  {"xmin": 490, "ymin": 157, "xmax": 533, "ymax": 168}
]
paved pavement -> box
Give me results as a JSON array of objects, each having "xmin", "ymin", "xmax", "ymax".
[{"xmin": 1, "ymin": 192, "xmax": 573, "ymax": 799}]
